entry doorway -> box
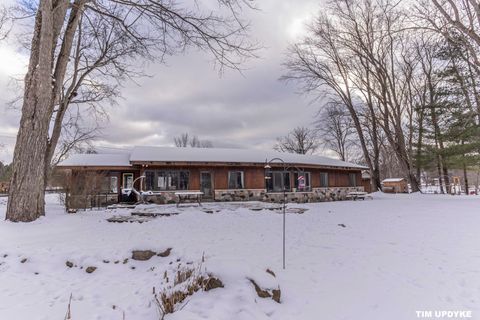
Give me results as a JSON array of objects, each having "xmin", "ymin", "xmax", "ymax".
[
  {"xmin": 122, "ymin": 173, "xmax": 134, "ymax": 189},
  {"xmin": 200, "ymin": 172, "xmax": 213, "ymax": 198}
]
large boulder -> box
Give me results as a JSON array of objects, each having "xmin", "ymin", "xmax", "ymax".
[{"xmin": 132, "ymin": 250, "xmax": 156, "ymax": 261}]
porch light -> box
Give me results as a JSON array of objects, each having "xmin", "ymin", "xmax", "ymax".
[{"xmin": 264, "ymin": 164, "xmax": 271, "ymax": 169}]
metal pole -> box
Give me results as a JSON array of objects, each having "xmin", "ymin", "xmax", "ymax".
[
  {"xmin": 283, "ymin": 172, "xmax": 287, "ymax": 270},
  {"xmin": 283, "ymin": 162, "xmax": 286, "ymax": 270},
  {"xmin": 265, "ymin": 157, "xmax": 287, "ymax": 270}
]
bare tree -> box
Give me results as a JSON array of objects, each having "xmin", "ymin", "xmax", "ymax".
[
  {"xmin": 0, "ymin": 6, "xmax": 11, "ymax": 40},
  {"xmin": 281, "ymin": 2, "xmax": 385, "ymax": 191},
  {"xmin": 6, "ymin": 0, "xmax": 256, "ymax": 222},
  {"xmin": 50, "ymin": 108, "xmax": 102, "ymax": 167},
  {"xmin": 174, "ymin": 132, "xmax": 213, "ymax": 148},
  {"xmin": 174, "ymin": 132, "xmax": 190, "ymax": 147},
  {"xmin": 419, "ymin": 0, "xmax": 480, "ymax": 71},
  {"xmin": 274, "ymin": 126, "xmax": 319, "ymax": 155},
  {"xmin": 316, "ymin": 102, "xmax": 356, "ymax": 161}
]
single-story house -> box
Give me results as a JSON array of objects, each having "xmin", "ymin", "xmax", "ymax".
[
  {"xmin": 381, "ymin": 178, "xmax": 408, "ymax": 193},
  {"xmin": 57, "ymin": 146, "xmax": 369, "ymax": 209}
]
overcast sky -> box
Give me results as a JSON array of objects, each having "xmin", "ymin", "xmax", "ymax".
[{"xmin": 0, "ymin": 0, "xmax": 326, "ymax": 163}]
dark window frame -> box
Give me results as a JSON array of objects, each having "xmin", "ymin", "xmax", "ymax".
[
  {"xmin": 144, "ymin": 170, "xmax": 190, "ymax": 191},
  {"xmin": 293, "ymin": 171, "xmax": 311, "ymax": 192},
  {"xmin": 320, "ymin": 172, "xmax": 329, "ymax": 188},
  {"xmin": 349, "ymin": 172, "xmax": 357, "ymax": 187},
  {"xmin": 228, "ymin": 171, "xmax": 245, "ymax": 189},
  {"xmin": 265, "ymin": 170, "xmax": 291, "ymax": 192}
]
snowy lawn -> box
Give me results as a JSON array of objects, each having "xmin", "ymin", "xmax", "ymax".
[{"xmin": 0, "ymin": 193, "xmax": 479, "ymax": 320}]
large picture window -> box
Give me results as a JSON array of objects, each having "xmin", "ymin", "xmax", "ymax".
[
  {"xmin": 144, "ymin": 170, "xmax": 189, "ymax": 191},
  {"xmin": 228, "ymin": 171, "xmax": 244, "ymax": 189},
  {"xmin": 320, "ymin": 172, "xmax": 329, "ymax": 188},
  {"xmin": 266, "ymin": 171, "xmax": 291, "ymax": 192},
  {"xmin": 294, "ymin": 172, "xmax": 311, "ymax": 191}
]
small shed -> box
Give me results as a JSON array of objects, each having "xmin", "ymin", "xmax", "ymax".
[{"xmin": 381, "ymin": 178, "xmax": 408, "ymax": 193}]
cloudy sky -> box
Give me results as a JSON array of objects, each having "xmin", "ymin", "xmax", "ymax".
[{"xmin": 0, "ymin": 0, "xmax": 325, "ymax": 163}]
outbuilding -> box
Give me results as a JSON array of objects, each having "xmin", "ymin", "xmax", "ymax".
[{"xmin": 381, "ymin": 178, "xmax": 408, "ymax": 193}]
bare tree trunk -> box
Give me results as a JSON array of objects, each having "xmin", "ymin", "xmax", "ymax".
[
  {"xmin": 416, "ymin": 108, "xmax": 425, "ymax": 182},
  {"xmin": 6, "ymin": 1, "xmax": 55, "ymax": 221},
  {"xmin": 364, "ymin": 68, "xmax": 381, "ymax": 192},
  {"xmin": 463, "ymin": 157, "xmax": 469, "ymax": 195},
  {"xmin": 436, "ymin": 153, "xmax": 445, "ymax": 194}
]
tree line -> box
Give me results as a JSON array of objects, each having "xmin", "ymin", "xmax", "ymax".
[{"xmin": 279, "ymin": 0, "xmax": 480, "ymax": 193}]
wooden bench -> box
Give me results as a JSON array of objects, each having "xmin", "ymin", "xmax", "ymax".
[
  {"xmin": 346, "ymin": 191, "xmax": 372, "ymax": 201},
  {"xmin": 175, "ymin": 191, "xmax": 204, "ymax": 207}
]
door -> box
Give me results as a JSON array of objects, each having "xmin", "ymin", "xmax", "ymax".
[
  {"xmin": 200, "ymin": 172, "xmax": 213, "ymax": 198},
  {"xmin": 122, "ymin": 173, "xmax": 134, "ymax": 189},
  {"xmin": 121, "ymin": 173, "xmax": 135, "ymax": 202}
]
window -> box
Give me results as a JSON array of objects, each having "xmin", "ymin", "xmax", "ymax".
[
  {"xmin": 144, "ymin": 170, "xmax": 190, "ymax": 191},
  {"xmin": 110, "ymin": 176, "xmax": 118, "ymax": 193},
  {"xmin": 101, "ymin": 176, "xmax": 118, "ymax": 193},
  {"xmin": 228, "ymin": 171, "xmax": 244, "ymax": 189},
  {"xmin": 320, "ymin": 172, "xmax": 329, "ymax": 188},
  {"xmin": 266, "ymin": 171, "xmax": 291, "ymax": 192},
  {"xmin": 349, "ymin": 173, "xmax": 357, "ymax": 187},
  {"xmin": 294, "ymin": 172, "xmax": 311, "ymax": 191},
  {"xmin": 145, "ymin": 171, "xmax": 155, "ymax": 190},
  {"xmin": 123, "ymin": 173, "xmax": 134, "ymax": 189}
]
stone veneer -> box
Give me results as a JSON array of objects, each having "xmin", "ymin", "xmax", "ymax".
[
  {"xmin": 214, "ymin": 187, "xmax": 365, "ymax": 203},
  {"xmin": 140, "ymin": 187, "xmax": 365, "ymax": 204}
]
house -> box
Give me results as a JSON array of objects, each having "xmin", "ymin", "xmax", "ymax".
[
  {"xmin": 381, "ymin": 178, "xmax": 408, "ymax": 193},
  {"xmin": 56, "ymin": 146, "xmax": 369, "ymax": 209}
]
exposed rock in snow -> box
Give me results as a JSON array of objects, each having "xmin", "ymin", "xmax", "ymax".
[{"xmin": 132, "ymin": 250, "xmax": 156, "ymax": 261}]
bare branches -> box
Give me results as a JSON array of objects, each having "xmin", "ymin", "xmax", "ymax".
[
  {"xmin": 316, "ymin": 102, "xmax": 356, "ymax": 162},
  {"xmin": 0, "ymin": 4, "xmax": 14, "ymax": 41},
  {"xmin": 416, "ymin": 0, "xmax": 480, "ymax": 72},
  {"xmin": 50, "ymin": 106, "xmax": 103, "ymax": 167},
  {"xmin": 283, "ymin": 0, "xmax": 421, "ymax": 190},
  {"xmin": 84, "ymin": 0, "xmax": 259, "ymax": 71},
  {"xmin": 274, "ymin": 126, "xmax": 319, "ymax": 155},
  {"xmin": 174, "ymin": 132, "xmax": 213, "ymax": 148}
]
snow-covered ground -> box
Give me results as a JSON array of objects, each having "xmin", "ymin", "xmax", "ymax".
[{"xmin": 0, "ymin": 193, "xmax": 479, "ymax": 320}]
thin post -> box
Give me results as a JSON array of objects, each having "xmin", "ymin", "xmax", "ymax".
[
  {"xmin": 283, "ymin": 162, "xmax": 286, "ymax": 270},
  {"xmin": 264, "ymin": 157, "xmax": 287, "ymax": 270}
]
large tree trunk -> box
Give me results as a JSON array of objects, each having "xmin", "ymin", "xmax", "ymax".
[
  {"xmin": 6, "ymin": 0, "xmax": 55, "ymax": 222},
  {"xmin": 7, "ymin": 0, "xmax": 84, "ymax": 222}
]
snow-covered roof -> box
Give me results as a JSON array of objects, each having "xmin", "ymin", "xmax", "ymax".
[
  {"xmin": 57, "ymin": 153, "xmax": 131, "ymax": 167},
  {"xmin": 130, "ymin": 146, "xmax": 367, "ymax": 169},
  {"xmin": 57, "ymin": 147, "xmax": 367, "ymax": 169},
  {"xmin": 382, "ymin": 178, "xmax": 406, "ymax": 183}
]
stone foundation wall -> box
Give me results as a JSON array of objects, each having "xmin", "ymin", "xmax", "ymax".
[
  {"xmin": 140, "ymin": 187, "xmax": 365, "ymax": 204},
  {"xmin": 215, "ymin": 187, "xmax": 365, "ymax": 203},
  {"xmin": 142, "ymin": 191, "xmax": 184, "ymax": 204},
  {"xmin": 214, "ymin": 189, "xmax": 266, "ymax": 202}
]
